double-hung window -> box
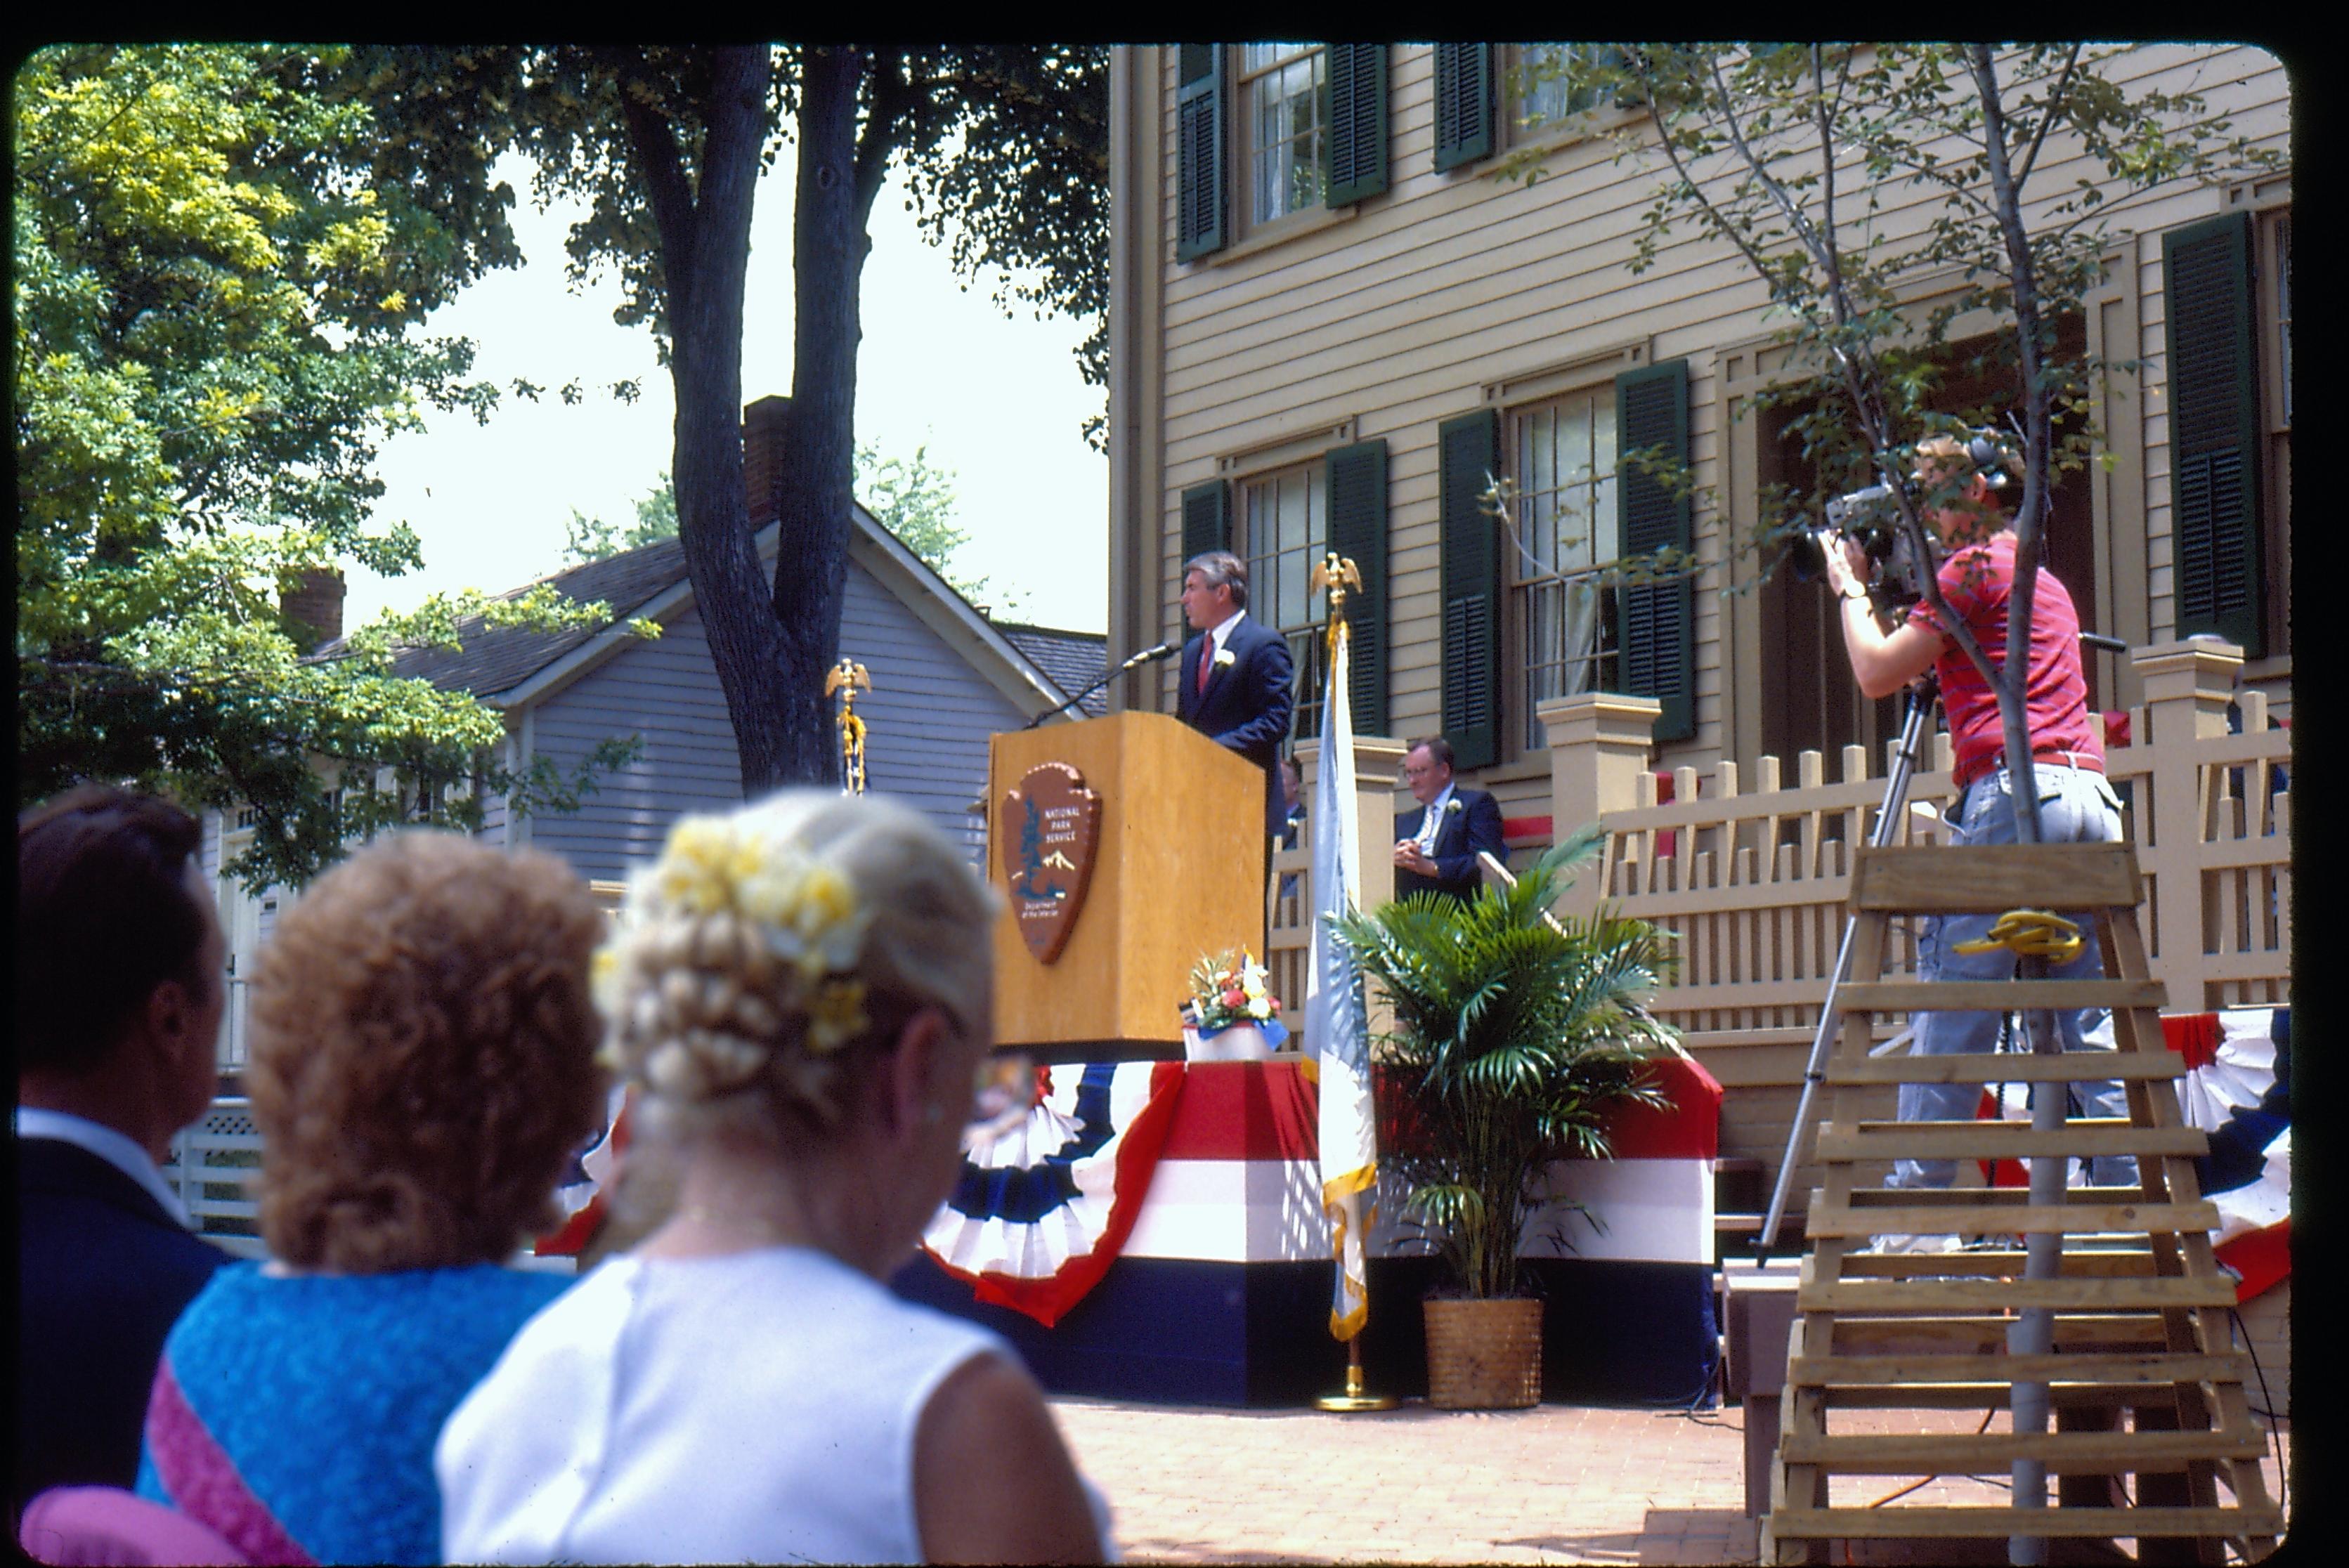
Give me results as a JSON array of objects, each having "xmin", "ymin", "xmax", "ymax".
[
  {"xmin": 1435, "ymin": 360, "xmax": 1691, "ymax": 771},
  {"xmin": 1176, "ymin": 45, "xmax": 1389, "ymax": 261},
  {"xmin": 1511, "ymin": 390, "xmax": 1621, "ymax": 751},
  {"xmin": 1244, "ymin": 464, "xmax": 1330, "ymax": 739},
  {"xmin": 1435, "ymin": 43, "xmax": 1639, "ymax": 171},
  {"xmin": 1242, "ymin": 45, "xmax": 1327, "ymax": 224},
  {"xmin": 1178, "ymin": 440, "xmax": 1391, "ymax": 745},
  {"xmin": 1514, "ymin": 44, "xmax": 1620, "ymax": 133}
]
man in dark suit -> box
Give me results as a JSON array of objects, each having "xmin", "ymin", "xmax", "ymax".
[
  {"xmin": 1392, "ymin": 736, "xmax": 1508, "ymax": 905},
  {"xmin": 16, "ymin": 787, "xmax": 232, "ymax": 1517},
  {"xmin": 1175, "ymin": 551, "xmax": 1295, "ymax": 844}
]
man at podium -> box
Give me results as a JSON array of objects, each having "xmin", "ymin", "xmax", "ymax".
[{"xmin": 1176, "ymin": 551, "xmax": 1295, "ymax": 844}]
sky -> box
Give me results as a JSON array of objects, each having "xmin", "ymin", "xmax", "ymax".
[{"xmin": 346, "ymin": 151, "xmax": 1110, "ymax": 634}]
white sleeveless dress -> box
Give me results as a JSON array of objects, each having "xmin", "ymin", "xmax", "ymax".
[{"xmin": 436, "ymin": 1245, "xmax": 1108, "ymax": 1564}]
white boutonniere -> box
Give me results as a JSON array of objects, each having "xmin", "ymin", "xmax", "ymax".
[
  {"xmin": 1443, "ymin": 797, "xmax": 1464, "ymax": 815},
  {"xmin": 1212, "ymin": 648, "xmax": 1237, "ymax": 670}
]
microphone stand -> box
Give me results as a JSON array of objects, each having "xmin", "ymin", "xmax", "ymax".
[{"xmin": 1020, "ymin": 643, "xmax": 1179, "ymax": 730}]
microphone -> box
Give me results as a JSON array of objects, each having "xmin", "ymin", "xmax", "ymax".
[
  {"xmin": 1020, "ymin": 643, "xmax": 1183, "ymax": 730},
  {"xmin": 1118, "ymin": 641, "xmax": 1180, "ymax": 671}
]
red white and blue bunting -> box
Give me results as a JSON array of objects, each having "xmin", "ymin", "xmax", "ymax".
[
  {"xmin": 2168, "ymin": 1007, "xmax": 2290, "ymax": 1302},
  {"xmin": 534, "ymin": 1084, "xmax": 631, "ymax": 1257},
  {"xmin": 920, "ymin": 1059, "xmax": 1187, "ymax": 1327},
  {"xmin": 1973, "ymin": 1006, "xmax": 2289, "ymax": 1301}
]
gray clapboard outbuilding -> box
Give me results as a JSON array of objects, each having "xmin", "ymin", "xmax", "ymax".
[
  {"xmin": 204, "ymin": 400, "xmax": 1113, "ymax": 1061},
  {"xmin": 389, "ymin": 509, "xmax": 1100, "ymax": 884}
]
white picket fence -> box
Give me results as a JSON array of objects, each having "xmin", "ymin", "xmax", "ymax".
[{"xmin": 160, "ymin": 1099, "xmax": 266, "ymax": 1259}]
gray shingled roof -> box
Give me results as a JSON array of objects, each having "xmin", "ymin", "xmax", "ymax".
[
  {"xmin": 998, "ymin": 624, "xmax": 1110, "ymax": 717},
  {"xmin": 333, "ymin": 535, "xmax": 1103, "ymax": 714},
  {"xmin": 308, "ymin": 539, "xmax": 694, "ymax": 701}
]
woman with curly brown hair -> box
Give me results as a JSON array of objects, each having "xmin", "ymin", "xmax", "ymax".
[
  {"xmin": 133, "ymin": 832, "xmax": 606, "ymax": 1566},
  {"xmin": 436, "ymin": 790, "xmax": 1110, "ymax": 1565}
]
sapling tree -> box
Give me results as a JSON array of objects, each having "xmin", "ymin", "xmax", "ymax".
[{"xmin": 1501, "ymin": 42, "xmax": 2279, "ymax": 842}]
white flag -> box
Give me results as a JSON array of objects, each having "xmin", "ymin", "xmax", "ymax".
[{"xmin": 1308, "ymin": 620, "xmax": 1378, "ymax": 1340}]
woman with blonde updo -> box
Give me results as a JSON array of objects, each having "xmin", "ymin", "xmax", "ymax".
[{"xmin": 436, "ymin": 791, "xmax": 1110, "ymax": 1566}]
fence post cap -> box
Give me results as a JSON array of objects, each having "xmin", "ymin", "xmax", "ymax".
[
  {"xmin": 2129, "ymin": 637, "xmax": 2244, "ymax": 679},
  {"xmin": 1535, "ymin": 691, "xmax": 1662, "ymax": 745}
]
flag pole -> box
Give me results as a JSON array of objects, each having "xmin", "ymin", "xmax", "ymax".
[
  {"xmin": 1317, "ymin": 1328, "xmax": 1394, "ymax": 1412},
  {"xmin": 826, "ymin": 657, "xmax": 871, "ymax": 795},
  {"xmin": 1308, "ymin": 552, "xmax": 1397, "ymax": 1415}
]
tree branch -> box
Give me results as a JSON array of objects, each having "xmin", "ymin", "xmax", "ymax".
[
  {"xmin": 2014, "ymin": 44, "xmax": 2081, "ymax": 188},
  {"xmin": 853, "ymin": 50, "xmax": 914, "ymax": 221},
  {"xmin": 604, "ymin": 50, "xmax": 700, "ymax": 320},
  {"xmin": 1813, "ymin": 47, "xmax": 1846, "ymax": 326},
  {"xmin": 1630, "ymin": 55, "xmax": 1810, "ymax": 317},
  {"xmin": 1706, "ymin": 53, "xmax": 1841, "ymax": 284}
]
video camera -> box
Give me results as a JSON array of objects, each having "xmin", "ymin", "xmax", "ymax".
[{"xmin": 1788, "ymin": 430, "xmax": 2011, "ymax": 611}]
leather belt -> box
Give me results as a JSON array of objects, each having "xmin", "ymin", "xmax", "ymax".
[{"xmin": 1953, "ymin": 747, "xmax": 2105, "ymax": 790}]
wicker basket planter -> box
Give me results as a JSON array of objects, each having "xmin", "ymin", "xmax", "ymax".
[{"xmin": 1423, "ymin": 1295, "xmax": 1543, "ymax": 1409}]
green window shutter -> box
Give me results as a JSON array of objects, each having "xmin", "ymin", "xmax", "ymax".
[
  {"xmin": 1324, "ymin": 45, "xmax": 1389, "ymax": 207},
  {"xmin": 1175, "ymin": 46, "xmax": 1228, "ymax": 262},
  {"xmin": 2162, "ymin": 211, "xmax": 2264, "ymax": 657},
  {"xmin": 1615, "ymin": 359, "xmax": 1695, "ymax": 743},
  {"xmin": 1437, "ymin": 410, "xmax": 1502, "ymax": 771},
  {"xmin": 1325, "ymin": 439, "xmax": 1389, "ymax": 736},
  {"xmin": 1433, "ymin": 44, "xmax": 1493, "ymax": 171},
  {"xmin": 1180, "ymin": 478, "xmax": 1230, "ymax": 566}
]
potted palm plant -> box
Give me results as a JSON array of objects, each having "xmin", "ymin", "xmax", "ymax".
[{"xmin": 1332, "ymin": 827, "xmax": 1679, "ymax": 1409}]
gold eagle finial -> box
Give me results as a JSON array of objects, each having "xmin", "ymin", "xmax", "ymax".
[
  {"xmin": 827, "ymin": 658, "xmax": 872, "ymax": 794},
  {"xmin": 1310, "ymin": 554, "xmax": 1363, "ymax": 661}
]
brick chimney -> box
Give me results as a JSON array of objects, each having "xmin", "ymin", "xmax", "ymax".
[
  {"xmin": 741, "ymin": 396, "xmax": 792, "ymax": 528},
  {"xmin": 282, "ymin": 567, "xmax": 346, "ymax": 646}
]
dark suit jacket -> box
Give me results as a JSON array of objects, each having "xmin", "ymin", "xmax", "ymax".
[
  {"xmin": 15, "ymin": 1137, "xmax": 229, "ymax": 1515},
  {"xmin": 1176, "ymin": 615, "xmax": 1296, "ymax": 839},
  {"xmin": 1393, "ymin": 786, "xmax": 1509, "ymax": 904}
]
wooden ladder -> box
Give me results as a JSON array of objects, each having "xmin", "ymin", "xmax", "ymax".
[{"xmin": 1762, "ymin": 843, "xmax": 2282, "ymax": 1564}]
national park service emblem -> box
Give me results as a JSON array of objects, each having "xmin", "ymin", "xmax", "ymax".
[{"xmin": 998, "ymin": 762, "xmax": 1102, "ymax": 964}]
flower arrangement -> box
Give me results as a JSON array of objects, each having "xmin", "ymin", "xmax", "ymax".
[{"xmin": 1180, "ymin": 948, "xmax": 1285, "ymax": 1045}]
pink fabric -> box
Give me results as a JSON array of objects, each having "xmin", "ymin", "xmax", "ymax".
[
  {"xmin": 141, "ymin": 1361, "xmax": 315, "ymax": 1567},
  {"xmin": 18, "ymin": 1488, "xmax": 249, "ymax": 1566}
]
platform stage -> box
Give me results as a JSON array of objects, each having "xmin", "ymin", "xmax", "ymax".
[{"xmin": 894, "ymin": 1057, "xmax": 1723, "ymax": 1409}]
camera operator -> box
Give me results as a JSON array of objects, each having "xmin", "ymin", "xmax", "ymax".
[{"xmin": 1818, "ymin": 434, "xmax": 2134, "ymax": 1234}]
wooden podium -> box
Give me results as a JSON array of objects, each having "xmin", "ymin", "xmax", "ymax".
[{"xmin": 987, "ymin": 711, "xmax": 1265, "ymax": 1059}]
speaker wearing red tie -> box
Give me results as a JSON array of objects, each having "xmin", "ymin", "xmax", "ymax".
[{"xmin": 1174, "ymin": 551, "xmax": 1295, "ymax": 843}]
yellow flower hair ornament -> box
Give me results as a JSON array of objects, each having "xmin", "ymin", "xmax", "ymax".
[{"xmin": 609, "ymin": 811, "xmax": 878, "ymax": 1052}]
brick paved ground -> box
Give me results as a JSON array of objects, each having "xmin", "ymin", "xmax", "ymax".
[{"xmin": 1053, "ymin": 1399, "xmax": 2293, "ymax": 1565}]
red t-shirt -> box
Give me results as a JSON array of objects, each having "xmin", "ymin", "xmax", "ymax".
[{"xmin": 1904, "ymin": 532, "xmax": 2099, "ymax": 778}]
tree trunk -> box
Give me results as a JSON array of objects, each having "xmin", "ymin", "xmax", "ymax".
[
  {"xmin": 629, "ymin": 46, "xmax": 800, "ymax": 796},
  {"xmin": 769, "ymin": 46, "xmax": 871, "ymax": 791},
  {"xmin": 1972, "ymin": 45, "xmax": 2050, "ymax": 847}
]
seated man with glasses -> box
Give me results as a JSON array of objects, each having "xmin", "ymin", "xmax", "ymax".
[{"xmin": 1391, "ymin": 736, "xmax": 1507, "ymax": 908}]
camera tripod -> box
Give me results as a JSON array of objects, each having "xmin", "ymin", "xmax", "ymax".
[{"xmin": 1755, "ymin": 672, "xmax": 1940, "ymax": 1258}]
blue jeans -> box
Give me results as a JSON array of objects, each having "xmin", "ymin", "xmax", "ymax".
[{"xmin": 1889, "ymin": 762, "xmax": 2138, "ymax": 1191}]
